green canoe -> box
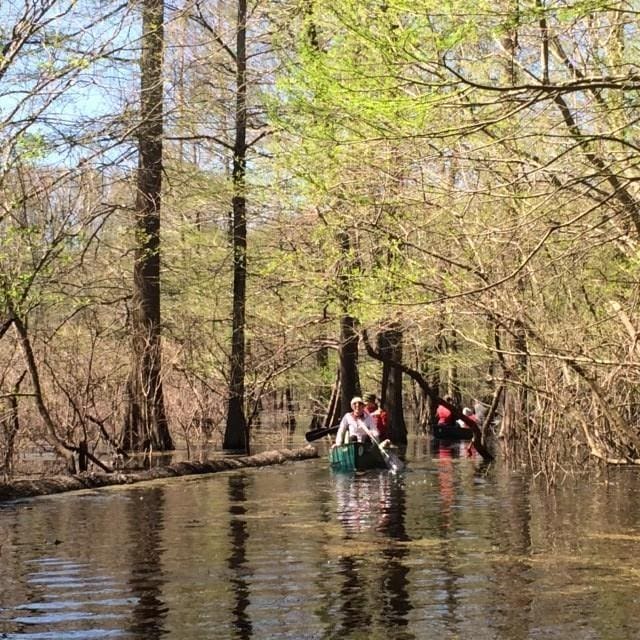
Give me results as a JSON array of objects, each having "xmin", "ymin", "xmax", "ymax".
[{"xmin": 329, "ymin": 441, "xmax": 387, "ymax": 472}]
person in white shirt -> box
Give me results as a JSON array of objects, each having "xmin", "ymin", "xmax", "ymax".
[{"xmin": 334, "ymin": 396, "xmax": 380, "ymax": 446}]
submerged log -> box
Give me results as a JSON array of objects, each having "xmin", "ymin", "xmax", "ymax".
[{"xmin": 0, "ymin": 446, "xmax": 319, "ymax": 503}]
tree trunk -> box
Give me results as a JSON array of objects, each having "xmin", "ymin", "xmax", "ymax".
[
  {"xmin": 123, "ymin": 0, "xmax": 173, "ymax": 452},
  {"xmin": 339, "ymin": 314, "xmax": 360, "ymax": 413},
  {"xmin": 320, "ymin": 370, "xmax": 341, "ymax": 430},
  {"xmin": 336, "ymin": 227, "xmax": 361, "ymax": 413},
  {"xmin": 11, "ymin": 314, "xmax": 76, "ymax": 469},
  {"xmin": 284, "ymin": 386, "xmax": 296, "ymax": 433},
  {"xmin": 309, "ymin": 336, "xmax": 331, "ymax": 430},
  {"xmin": 1, "ymin": 370, "xmax": 26, "ymax": 478},
  {"xmin": 224, "ymin": 0, "xmax": 249, "ymax": 451},
  {"xmin": 379, "ymin": 324, "xmax": 407, "ymax": 444}
]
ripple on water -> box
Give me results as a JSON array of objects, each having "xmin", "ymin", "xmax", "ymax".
[{"xmin": 2, "ymin": 452, "xmax": 640, "ymax": 639}]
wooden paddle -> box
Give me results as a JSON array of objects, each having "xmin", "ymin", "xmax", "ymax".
[
  {"xmin": 304, "ymin": 425, "xmax": 339, "ymax": 442},
  {"xmin": 360, "ymin": 422, "xmax": 404, "ymax": 474}
]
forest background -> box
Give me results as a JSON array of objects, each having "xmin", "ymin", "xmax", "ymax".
[{"xmin": 1, "ymin": 0, "xmax": 640, "ymax": 479}]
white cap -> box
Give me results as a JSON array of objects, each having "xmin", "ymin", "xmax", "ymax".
[{"xmin": 350, "ymin": 396, "xmax": 364, "ymax": 407}]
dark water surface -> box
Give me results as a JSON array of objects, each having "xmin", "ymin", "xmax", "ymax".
[{"xmin": 2, "ymin": 438, "xmax": 640, "ymax": 639}]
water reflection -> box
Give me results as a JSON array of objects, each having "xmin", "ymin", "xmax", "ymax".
[
  {"xmin": 435, "ymin": 443, "xmax": 456, "ymax": 534},
  {"xmin": 488, "ymin": 470, "xmax": 534, "ymax": 640},
  {"xmin": 378, "ymin": 478, "xmax": 412, "ymax": 638},
  {"xmin": 335, "ymin": 555, "xmax": 372, "ymax": 635},
  {"xmin": 433, "ymin": 442, "xmax": 463, "ymax": 632},
  {"xmin": 334, "ymin": 471, "xmax": 395, "ymax": 536},
  {"xmin": 125, "ymin": 487, "xmax": 168, "ymax": 639},
  {"xmin": 0, "ymin": 488, "xmax": 172, "ymax": 640},
  {"xmin": 332, "ymin": 471, "xmax": 414, "ymax": 638},
  {"xmin": 3, "ymin": 445, "xmax": 640, "ymax": 639},
  {"xmin": 227, "ymin": 474, "xmax": 252, "ymax": 639}
]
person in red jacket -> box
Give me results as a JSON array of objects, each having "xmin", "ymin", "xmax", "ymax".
[
  {"xmin": 364, "ymin": 393, "xmax": 391, "ymax": 441},
  {"xmin": 436, "ymin": 395, "xmax": 456, "ymax": 428}
]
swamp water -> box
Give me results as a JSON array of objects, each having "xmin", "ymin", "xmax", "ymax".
[{"xmin": 1, "ymin": 437, "xmax": 640, "ymax": 639}]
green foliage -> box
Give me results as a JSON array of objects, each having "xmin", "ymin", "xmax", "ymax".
[
  {"xmin": 14, "ymin": 133, "xmax": 49, "ymax": 163},
  {"xmin": 268, "ymin": 0, "xmax": 640, "ymax": 442}
]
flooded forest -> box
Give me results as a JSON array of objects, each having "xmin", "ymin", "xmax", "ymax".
[{"xmin": 2, "ymin": 0, "xmax": 640, "ymax": 479}]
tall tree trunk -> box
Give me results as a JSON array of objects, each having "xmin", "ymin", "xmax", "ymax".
[
  {"xmin": 337, "ymin": 228, "xmax": 361, "ymax": 414},
  {"xmin": 224, "ymin": 0, "xmax": 249, "ymax": 451},
  {"xmin": 447, "ymin": 330, "xmax": 461, "ymax": 404},
  {"xmin": 339, "ymin": 314, "xmax": 360, "ymax": 413},
  {"xmin": 435, "ymin": 318, "xmax": 461, "ymax": 405},
  {"xmin": 379, "ymin": 323, "xmax": 407, "ymax": 444},
  {"xmin": 123, "ymin": 0, "xmax": 173, "ymax": 452}
]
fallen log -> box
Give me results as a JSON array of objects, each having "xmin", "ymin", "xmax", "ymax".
[{"xmin": 0, "ymin": 446, "xmax": 319, "ymax": 503}]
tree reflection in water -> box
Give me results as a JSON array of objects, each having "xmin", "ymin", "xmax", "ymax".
[
  {"xmin": 337, "ymin": 554, "xmax": 373, "ymax": 632},
  {"xmin": 126, "ymin": 486, "xmax": 169, "ymax": 639},
  {"xmin": 227, "ymin": 473, "xmax": 253, "ymax": 639},
  {"xmin": 2, "ymin": 446, "xmax": 640, "ymax": 639},
  {"xmin": 378, "ymin": 475, "xmax": 413, "ymax": 638},
  {"xmin": 434, "ymin": 441, "xmax": 462, "ymax": 630},
  {"xmin": 333, "ymin": 471, "xmax": 414, "ymax": 638}
]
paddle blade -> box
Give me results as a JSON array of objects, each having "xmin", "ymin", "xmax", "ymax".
[
  {"xmin": 379, "ymin": 447, "xmax": 404, "ymax": 473},
  {"xmin": 386, "ymin": 452, "xmax": 404, "ymax": 473}
]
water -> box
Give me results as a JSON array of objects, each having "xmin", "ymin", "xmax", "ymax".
[{"xmin": 1, "ymin": 438, "xmax": 640, "ymax": 639}]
